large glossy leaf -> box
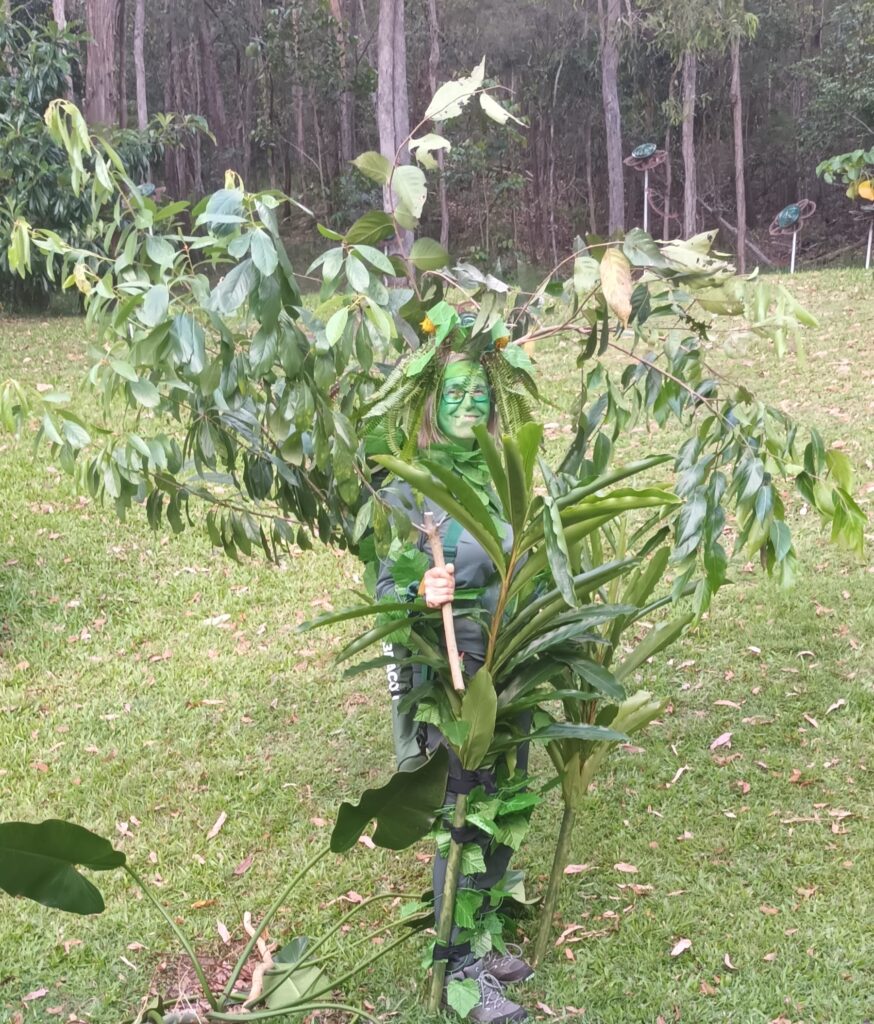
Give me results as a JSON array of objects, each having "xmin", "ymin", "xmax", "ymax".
[
  {"xmin": 555, "ymin": 456, "xmax": 672, "ymax": 510},
  {"xmin": 0, "ymin": 820, "xmax": 125, "ymax": 915},
  {"xmin": 473, "ymin": 425, "xmax": 510, "ymax": 515},
  {"xmin": 344, "ymin": 211, "xmax": 395, "ymax": 245},
  {"xmin": 500, "ymin": 621, "xmax": 608, "ymax": 674},
  {"xmin": 503, "ymin": 435, "xmax": 531, "ymax": 539},
  {"xmin": 507, "ymin": 515, "xmax": 617, "ymax": 599},
  {"xmin": 298, "ymin": 599, "xmax": 429, "ymax": 633},
  {"xmin": 543, "ymin": 495, "xmax": 577, "ymax": 609},
  {"xmin": 458, "ymin": 667, "xmax": 497, "ymax": 770},
  {"xmin": 496, "ymin": 601, "xmax": 635, "ymax": 672},
  {"xmin": 420, "ymin": 458, "xmax": 504, "ymax": 550},
  {"xmin": 330, "ymin": 747, "xmax": 449, "ymax": 852},
  {"xmin": 506, "ymin": 558, "xmax": 638, "ymax": 638},
  {"xmin": 374, "ymin": 456, "xmax": 507, "ymax": 574},
  {"xmin": 264, "ymin": 963, "xmax": 328, "ymax": 1010},
  {"xmin": 528, "ymin": 722, "xmax": 627, "ymax": 744},
  {"xmin": 557, "ymin": 656, "xmax": 625, "ymax": 702}
]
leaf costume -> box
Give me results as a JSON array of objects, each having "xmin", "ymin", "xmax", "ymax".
[{"xmin": 372, "ymin": 306, "xmax": 537, "ymax": 979}]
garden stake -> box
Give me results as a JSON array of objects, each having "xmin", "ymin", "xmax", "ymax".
[
  {"xmin": 420, "ymin": 511, "xmax": 466, "ymax": 692},
  {"xmin": 427, "ymin": 793, "xmax": 469, "ymax": 1012}
]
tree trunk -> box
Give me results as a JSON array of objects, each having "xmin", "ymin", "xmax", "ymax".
[
  {"xmin": 377, "ymin": 0, "xmax": 412, "ymax": 252},
  {"xmin": 662, "ymin": 71, "xmax": 675, "ymax": 240},
  {"xmin": 328, "ymin": 0, "xmax": 354, "ymax": 167},
  {"xmin": 681, "ymin": 49, "xmax": 697, "ymax": 237},
  {"xmin": 133, "ymin": 0, "xmax": 147, "ymax": 131},
  {"xmin": 730, "ymin": 36, "xmax": 746, "ymax": 273},
  {"xmin": 426, "ymin": 0, "xmax": 449, "ymax": 250},
  {"xmin": 599, "ymin": 0, "xmax": 624, "ymax": 234},
  {"xmin": 85, "ymin": 0, "xmax": 121, "ymax": 126},
  {"xmin": 51, "ymin": 0, "xmax": 75, "ymax": 100},
  {"xmin": 584, "ymin": 115, "xmax": 597, "ymax": 235},
  {"xmin": 117, "ymin": 0, "xmax": 127, "ymax": 128}
]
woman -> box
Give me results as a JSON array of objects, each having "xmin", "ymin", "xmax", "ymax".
[{"xmin": 369, "ymin": 307, "xmax": 537, "ymax": 1023}]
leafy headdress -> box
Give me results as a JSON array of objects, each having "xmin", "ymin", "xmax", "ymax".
[{"xmin": 365, "ymin": 301, "xmax": 538, "ymax": 458}]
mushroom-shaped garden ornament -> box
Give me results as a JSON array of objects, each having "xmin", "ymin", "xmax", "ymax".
[
  {"xmin": 624, "ymin": 143, "xmax": 668, "ymax": 233},
  {"xmin": 768, "ymin": 200, "xmax": 816, "ymax": 273}
]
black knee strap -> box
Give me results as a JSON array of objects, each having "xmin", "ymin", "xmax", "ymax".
[
  {"xmin": 450, "ymin": 824, "xmax": 484, "ymax": 844},
  {"xmin": 446, "ymin": 768, "xmax": 497, "ymax": 796},
  {"xmin": 432, "ymin": 941, "xmax": 472, "ymax": 963}
]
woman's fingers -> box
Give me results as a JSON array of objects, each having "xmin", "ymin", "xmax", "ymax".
[{"xmin": 422, "ymin": 564, "xmax": 455, "ymax": 607}]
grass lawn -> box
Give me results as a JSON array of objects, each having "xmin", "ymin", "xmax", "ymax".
[{"xmin": 0, "ymin": 268, "xmax": 872, "ymax": 1024}]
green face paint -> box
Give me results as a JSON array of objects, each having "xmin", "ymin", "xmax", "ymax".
[{"xmin": 437, "ymin": 360, "xmax": 491, "ymax": 446}]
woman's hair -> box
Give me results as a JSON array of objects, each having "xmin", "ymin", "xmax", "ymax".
[{"xmin": 417, "ymin": 351, "xmax": 499, "ymax": 448}]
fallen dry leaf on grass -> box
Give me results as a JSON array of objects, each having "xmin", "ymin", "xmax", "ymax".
[
  {"xmin": 22, "ymin": 989, "xmax": 48, "ymax": 1002},
  {"xmin": 614, "ymin": 862, "xmax": 639, "ymax": 873},
  {"xmin": 564, "ymin": 863, "xmax": 593, "ymax": 874},
  {"xmin": 710, "ymin": 731, "xmax": 732, "ymax": 751},
  {"xmin": 723, "ymin": 953, "xmax": 737, "ymax": 971},
  {"xmin": 217, "ymin": 921, "xmax": 231, "ymax": 943},
  {"xmin": 234, "ymin": 854, "xmax": 254, "ymax": 876},
  {"xmin": 206, "ymin": 811, "xmax": 227, "ymax": 840},
  {"xmin": 670, "ymin": 938, "xmax": 691, "ymax": 957}
]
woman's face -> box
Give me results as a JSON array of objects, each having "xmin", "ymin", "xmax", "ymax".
[{"xmin": 437, "ymin": 360, "xmax": 491, "ymax": 445}]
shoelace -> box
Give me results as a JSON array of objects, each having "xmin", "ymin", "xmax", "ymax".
[{"xmin": 477, "ymin": 972, "xmax": 508, "ymax": 1001}]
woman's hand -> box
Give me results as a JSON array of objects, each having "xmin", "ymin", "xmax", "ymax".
[{"xmin": 421, "ymin": 564, "xmax": 455, "ymax": 608}]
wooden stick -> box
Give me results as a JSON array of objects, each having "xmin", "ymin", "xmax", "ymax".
[{"xmin": 422, "ymin": 511, "xmax": 466, "ymax": 693}]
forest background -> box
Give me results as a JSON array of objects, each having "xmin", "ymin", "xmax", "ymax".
[{"xmin": 3, "ymin": 0, "xmax": 873, "ymax": 289}]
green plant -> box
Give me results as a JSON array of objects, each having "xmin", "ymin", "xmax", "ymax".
[
  {"xmin": 815, "ymin": 147, "xmax": 874, "ymax": 200},
  {"xmin": 0, "ymin": 751, "xmax": 448, "ymax": 1022},
  {"xmin": 1, "ymin": 61, "xmax": 865, "ymax": 1016}
]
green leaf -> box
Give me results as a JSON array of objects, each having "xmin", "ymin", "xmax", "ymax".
[
  {"xmin": 392, "ymin": 165, "xmax": 428, "ymax": 221},
  {"xmin": 424, "ymin": 59, "xmax": 485, "ymax": 122},
  {"xmin": 459, "ymin": 668, "xmax": 497, "ymax": 770},
  {"xmin": 420, "ymin": 458, "xmax": 504, "ymax": 550},
  {"xmin": 352, "ymin": 151, "xmax": 392, "ymax": 185},
  {"xmin": 623, "ymin": 228, "xmax": 668, "ymax": 268},
  {"xmin": 528, "ymin": 722, "xmax": 627, "ymax": 744},
  {"xmin": 250, "ymin": 228, "xmax": 279, "ymax": 276},
  {"xmin": 145, "ymin": 235, "xmax": 175, "ymax": 268},
  {"xmin": 410, "ymin": 237, "xmax": 450, "ymax": 271},
  {"xmin": 826, "ymin": 449, "xmax": 853, "ymax": 491},
  {"xmin": 130, "ymin": 378, "xmax": 160, "ymax": 408},
  {"xmin": 472, "ymin": 425, "xmax": 510, "ymax": 515},
  {"xmin": 353, "ymin": 244, "xmax": 395, "ymax": 275},
  {"xmin": 264, "ymin": 963, "xmax": 327, "ymax": 1009},
  {"xmin": 330, "ymin": 748, "xmax": 449, "ymax": 852},
  {"xmin": 344, "ymin": 211, "xmax": 396, "ymax": 245},
  {"xmin": 374, "ymin": 456, "xmax": 507, "ymax": 576},
  {"xmin": 325, "ymin": 307, "xmax": 349, "ymax": 346},
  {"xmin": 210, "ymin": 258, "xmax": 257, "ymax": 315},
  {"xmin": 346, "ymin": 255, "xmax": 370, "ymax": 292},
  {"xmin": 543, "ymin": 495, "xmax": 577, "ymax": 609},
  {"xmin": 140, "ymin": 284, "xmax": 169, "ymax": 327},
  {"xmin": 446, "ymin": 979, "xmax": 480, "ymax": 1017},
  {"xmin": 0, "ymin": 820, "xmax": 125, "ymax": 915}
]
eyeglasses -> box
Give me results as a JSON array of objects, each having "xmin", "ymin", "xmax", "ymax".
[{"xmin": 441, "ymin": 381, "xmax": 491, "ymax": 409}]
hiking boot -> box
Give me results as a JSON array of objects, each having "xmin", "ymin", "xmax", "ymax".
[
  {"xmin": 480, "ymin": 943, "xmax": 535, "ymax": 984},
  {"xmin": 445, "ymin": 961, "xmax": 528, "ymax": 1023}
]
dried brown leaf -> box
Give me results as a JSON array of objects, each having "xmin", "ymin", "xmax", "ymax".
[{"xmin": 206, "ymin": 811, "xmax": 227, "ymax": 840}]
